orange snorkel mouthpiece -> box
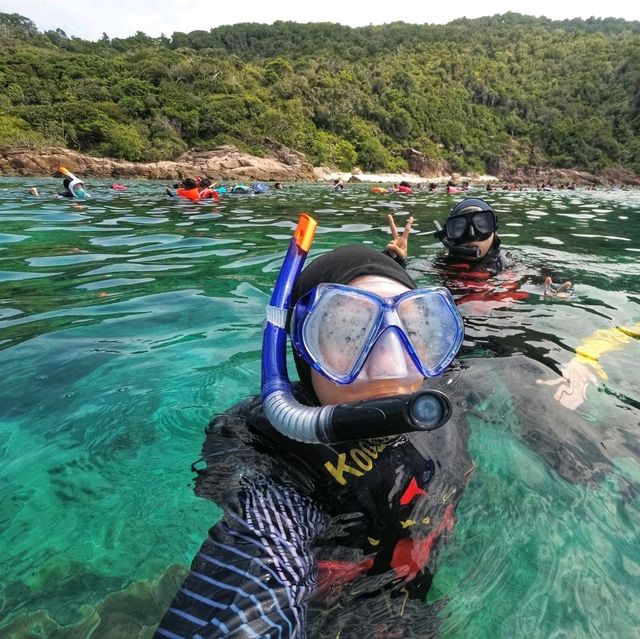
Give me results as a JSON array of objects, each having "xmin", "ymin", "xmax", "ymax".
[{"xmin": 293, "ymin": 213, "xmax": 317, "ymax": 253}]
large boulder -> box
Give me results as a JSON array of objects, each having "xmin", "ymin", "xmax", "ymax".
[
  {"xmin": 0, "ymin": 143, "xmax": 315, "ymax": 181},
  {"xmin": 402, "ymin": 148, "xmax": 450, "ymax": 177}
]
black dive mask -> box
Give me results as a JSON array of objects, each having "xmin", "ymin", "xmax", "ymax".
[{"xmin": 445, "ymin": 209, "xmax": 496, "ymax": 244}]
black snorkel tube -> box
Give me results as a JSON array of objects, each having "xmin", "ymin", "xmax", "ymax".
[
  {"xmin": 433, "ymin": 220, "xmax": 481, "ymax": 258},
  {"xmin": 261, "ymin": 214, "xmax": 454, "ymax": 444}
]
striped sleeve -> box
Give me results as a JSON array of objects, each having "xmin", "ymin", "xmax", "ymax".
[{"xmin": 154, "ymin": 479, "xmax": 325, "ymax": 639}]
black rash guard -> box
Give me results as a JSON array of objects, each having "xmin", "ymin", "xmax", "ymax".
[
  {"xmin": 154, "ymin": 380, "xmax": 472, "ymax": 639},
  {"xmin": 446, "ymin": 245, "xmax": 514, "ymax": 277},
  {"xmin": 432, "ymin": 246, "xmax": 528, "ymax": 308}
]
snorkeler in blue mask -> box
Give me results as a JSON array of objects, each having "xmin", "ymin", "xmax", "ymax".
[
  {"xmin": 58, "ymin": 167, "xmax": 89, "ymax": 199},
  {"xmin": 154, "ymin": 216, "xmax": 473, "ymax": 639}
]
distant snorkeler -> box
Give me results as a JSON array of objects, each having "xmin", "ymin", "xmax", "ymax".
[
  {"xmin": 57, "ymin": 166, "xmax": 89, "ymax": 199},
  {"xmin": 432, "ymin": 198, "xmax": 571, "ymax": 304},
  {"xmin": 433, "ymin": 197, "xmax": 512, "ymax": 274}
]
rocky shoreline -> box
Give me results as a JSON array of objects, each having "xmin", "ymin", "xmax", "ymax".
[
  {"xmin": 0, "ymin": 142, "xmax": 315, "ymax": 182},
  {"xmin": 2, "ymin": 144, "xmax": 640, "ymax": 188}
]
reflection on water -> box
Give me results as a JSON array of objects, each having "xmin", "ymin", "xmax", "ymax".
[{"xmin": 0, "ymin": 178, "xmax": 639, "ymax": 637}]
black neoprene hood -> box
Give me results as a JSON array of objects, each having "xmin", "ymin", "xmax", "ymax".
[
  {"xmin": 291, "ymin": 244, "xmax": 416, "ymax": 305},
  {"xmin": 450, "ymin": 197, "xmax": 493, "ymax": 217}
]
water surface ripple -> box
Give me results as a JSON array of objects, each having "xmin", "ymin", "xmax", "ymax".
[{"xmin": 0, "ymin": 178, "xmax": 638, "ymax": 637}]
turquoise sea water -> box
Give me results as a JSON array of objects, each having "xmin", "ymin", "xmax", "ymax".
[{"xmin": 0, "ymin": 177, "xmax": 638, "ymax": 638}]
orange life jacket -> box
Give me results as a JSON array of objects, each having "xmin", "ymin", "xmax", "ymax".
[{"xmin": 177, "ymin": 187, "xmax": 201, "ymax": 202}]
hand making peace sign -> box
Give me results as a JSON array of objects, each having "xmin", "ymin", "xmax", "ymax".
[{"xmin": 385, "ymin": 214, "xmax": 414, "ymax": 260}]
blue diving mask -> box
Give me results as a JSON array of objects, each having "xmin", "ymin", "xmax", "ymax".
[
  {"xmin": 261, "ymin": 214, "xmax": 462, "ymax": 444},
  {"xmin": 291, "ymin": 283, "xmax": 463, "ymax": 384},
  {"xmin": 58, "ymin": 166, "xmax": 89, "ymax": 199}
]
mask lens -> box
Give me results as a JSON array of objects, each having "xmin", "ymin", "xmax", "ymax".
[
  {"xmin": 445, "ymin": 216, "xmax": 468, "ymax": 240},
  {"xmin": 301, "ymin": 286, "xmax": 380, "ymax": 379},
  {"xmin": 294, "ymin": 285, "xmax": 463, "ymax": 383},
  {"xmin": 446, "ymin": 210, "xmax": 495, "ymax": 243},
  {"xmin": 471, "ymin": 210, "xmax": 495, "ymax": 235},
  {"xmin": 397, "ymin": 290, "xmax": 463, "ymax": 376}
]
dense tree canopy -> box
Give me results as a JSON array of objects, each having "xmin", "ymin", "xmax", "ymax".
[{"xmin": 1, "ymin": 12, "xmax": 639, "ymax": 174}]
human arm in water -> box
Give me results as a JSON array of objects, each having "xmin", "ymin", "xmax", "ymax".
[
  {"xmin": 154, "ymin": 478, "xmax": 325, "ymax": 638},
  {"xmin": 537, "ymin": 322, "xmax": 640, "ymax": 410},
  {"xmin": 383, "ymin": 214, "xmax": 414, "ymax": 266}
]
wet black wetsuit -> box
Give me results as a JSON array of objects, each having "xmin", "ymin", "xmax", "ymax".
[
  {"xmin": 432, "ymin": 246, "xmax": 529, "ymax": 308},
  {"xmin": 154, "ymin": 380, "xmax": 471, "ymax": 638},
  {"xmin": 446, "ymin": 245, "xmax": 513, "ymax": 277}
]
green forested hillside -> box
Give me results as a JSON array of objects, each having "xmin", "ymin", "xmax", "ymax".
[{"xmin": 1, "ymin": 12, "xmax": 639, "ymax": 174}]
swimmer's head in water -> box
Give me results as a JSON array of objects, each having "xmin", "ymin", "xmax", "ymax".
[
  {"xmin": 289, "ymin": 245, "xmax": 463, "ymax": 404},
  {"xmin": 63, "ymin": 178, "xmax": 71, "ymax": 189},
  {"xmin": 436, "ymin": 197, "xmax": 499, "ymax": 260},
  {"xmin": 448, "ymin": 198, "xmax": 497, "ymax": 242}
]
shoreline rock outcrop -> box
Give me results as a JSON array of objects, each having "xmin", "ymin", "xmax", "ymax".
[
  {"xmin": 2, "ymin": 143, "xmax": 639, "ymax": 187},
  {"xmin": 0, "ymin": 142, "xmax": 315, "ymax": 181}
]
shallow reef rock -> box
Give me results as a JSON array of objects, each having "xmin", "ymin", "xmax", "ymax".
[
  {"xmin": 0, "ymin": 563, "xmax": 188, "ymax": 639},
  {"xmin": 0, "ymin": 141, "xmax": 315, "ymax": 181}
]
